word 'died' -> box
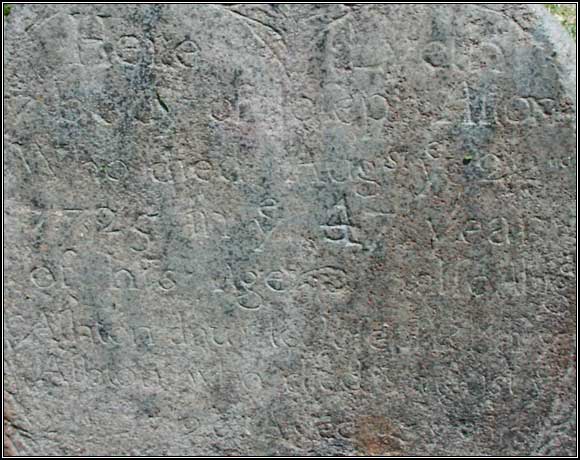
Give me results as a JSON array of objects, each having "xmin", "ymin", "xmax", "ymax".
[
  {"xmin": 149, "ymin": 157, "xmax": 241, "ymax": 186},
  {"xmin": 283, "ymin": 360, "xmax": 363, "ymax": 396}
]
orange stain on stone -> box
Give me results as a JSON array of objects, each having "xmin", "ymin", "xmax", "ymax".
[{"xmin": 354, "ymin": 415, "xmax": 405, "ymax": 456}]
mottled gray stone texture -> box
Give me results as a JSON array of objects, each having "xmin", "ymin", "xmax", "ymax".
[{"xmin": 3, "ymin": 4, "xmax": 577, "ymax": 456}]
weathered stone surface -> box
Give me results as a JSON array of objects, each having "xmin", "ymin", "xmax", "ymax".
[{"xmin": 3, "ymin": 4, "xmax": 576, "ymax": 456}]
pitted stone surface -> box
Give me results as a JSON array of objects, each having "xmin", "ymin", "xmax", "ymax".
[{"xmin": 4, "ymin": 4, "xmax": 576, "ymax": 456}]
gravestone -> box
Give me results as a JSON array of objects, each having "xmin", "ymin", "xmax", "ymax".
[{"xmin": 3, "ymin": 4, "xmax": 576, "ymax": 456}]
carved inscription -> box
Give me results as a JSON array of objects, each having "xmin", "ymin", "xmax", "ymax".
[{"xmin": 4, "ymin": 4, "xmax": 576, "ymax": 456}]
